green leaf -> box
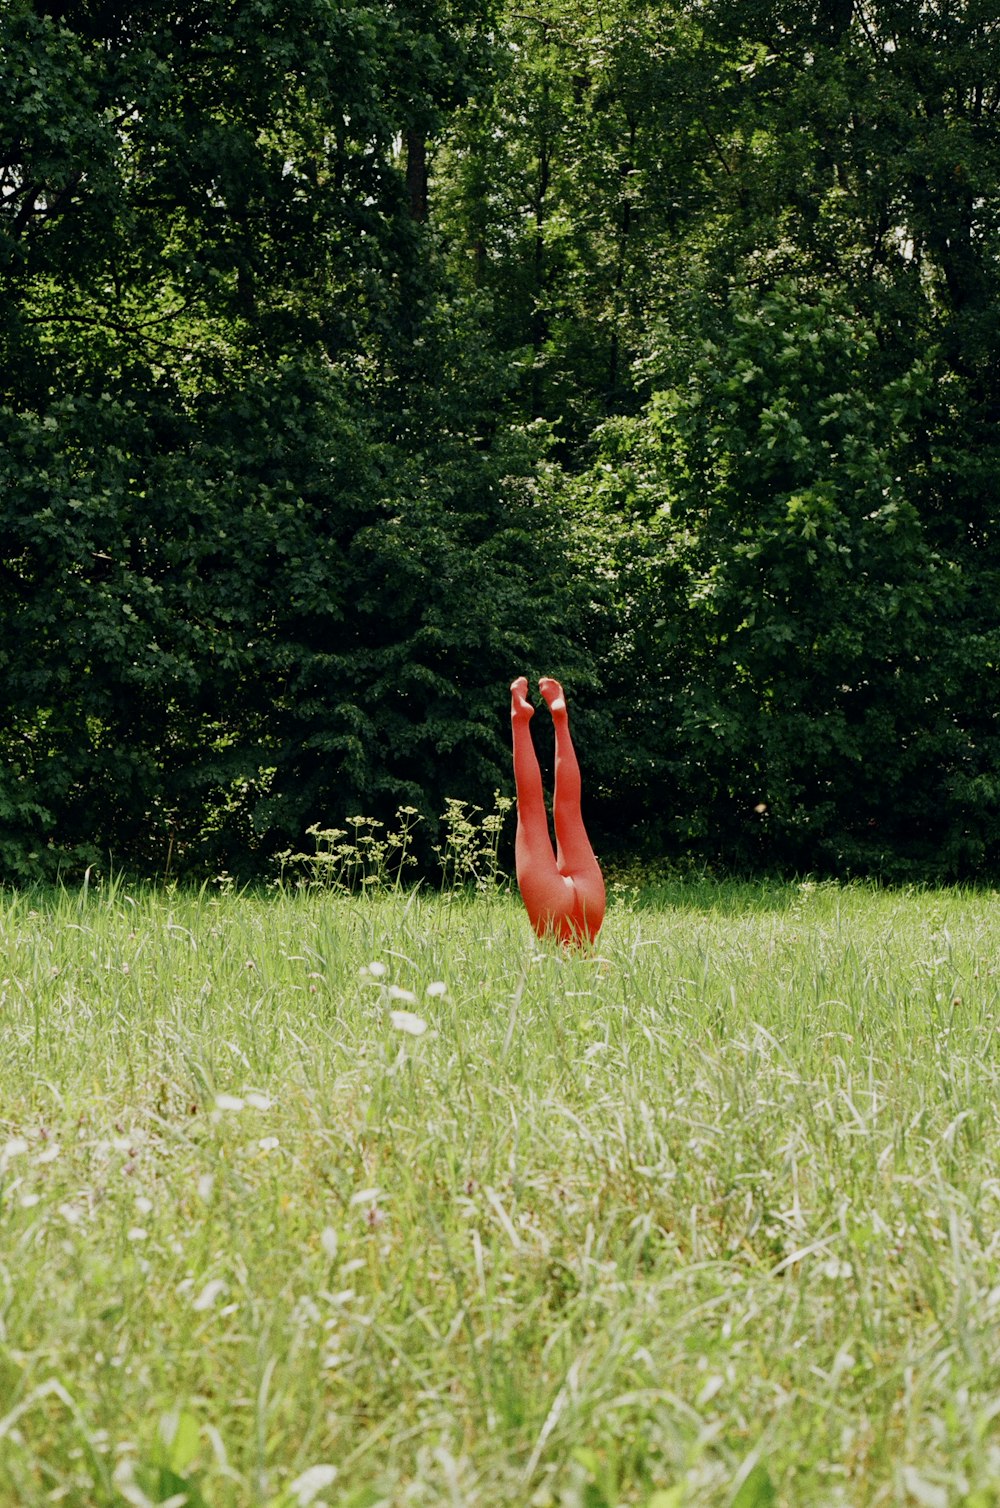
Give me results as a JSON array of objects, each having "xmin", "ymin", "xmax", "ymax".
[
  {"xmin": 732, "ymin": 1463, "xmax": 776, "ymax": 1508},
  {"xmin": 333, "ymin": 1489, "xmax": 384, "ymax": 1508},
  {"xmin": 646, "ymin": 1488, "xmax": 685, "ymax": 1508},
  {"xmin": 159, "ymin": 1408, "xmax": 200, "ymax": 1475},
  {"xmin": 582, "ymin": 1487, "xmax": 612, "ymax": 1508}
]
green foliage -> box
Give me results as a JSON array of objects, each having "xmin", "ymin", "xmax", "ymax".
[
  {"xmin": 5, "ymin": 0, "xmax": 1000, "ymax": 880},
  {"xmin": 0, "ymin": 352, "xmax": 584, "ymax": 879},
  {"xmin": 559, "ymin": 280, "xmax": 1000, "ymax": 877},
  {"xmin": 278, "ymin": 809, "xmax": 424, "ymax": 893},
  {"xmin": 436, "ymin": 0, "xmax": 720, "ymax": 441},
  {"xmin": 432, "ymin": 792, "xmax": 514, "ymax": 892},
  {"xmin": 278, "ymin": 792, "xmax": 514, "ymax": 894},
  {"xmin": 0, "ymin": 0, "xmax": 588, "ymax": 882},
  {"xmin": 655, "ymin": 282, "xmax": 947, "ymax": 870}
]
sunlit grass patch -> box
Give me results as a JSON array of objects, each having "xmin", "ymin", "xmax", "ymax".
[{"xmin": 1, "ymin": 878, "xmax": 1000, "ymax": 1505}]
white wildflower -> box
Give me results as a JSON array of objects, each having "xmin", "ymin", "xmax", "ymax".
[
  {"xmin": 425, "ymin": 980, "xmax": 448, "ymax": 997},
  {"xmin": 320, "ymin": 1226, "xmax": 339, "ymax": 1259},
  {"xmin": 288, "ymin": 1464, "xmax": 339, "ymax": 1506},
  {"xmin": 363, "ymin": 961, "xmax": 386, "ymax": 978},
  {"xmin": 246, "ymin": 1092, "xmax": 272, "ymax": 1110},
  {"xmin": 1, "ymin": 1137, "xmax": 29, "ymax": 1170},
  {"xmin": 214, "ymin": 1094, "xmax": 244, "ymax": 1111},
  {"xmin": 192, "ymin": 1278, "xmax": 226, "ymax": 1311},
  {"xmin": 900, "ymin": 1468, "xmax": 948, "ymax": 1508},
  {"xmin": 197, "ymin": 1173, "xmax": 214, "ymax": 1202},
  {"xmin": 390, "ymin": 1009, "xmax": 427, "ymax": 1036},
  {"xmin": 36, "ymin": 1144, "xmax": 61, "ymax": 1164},
  {"xmin": 349, "ymin": 1187, "xmax": 382, "ymax": 1207},
  {"xmin": 127, "ymin": 1227, "xmax": 148, "ymax": 1242},
  {"xmin": 135, "ymin": 1195, "xmax": 153, "ymax": 1215},
  {"xmin": 387, "ymin": 984, "xmax": 417, "ymax": 1003},
  {"xmin": 258, "ymin": 1136, "xmax": 279, "ymax": 1152}
]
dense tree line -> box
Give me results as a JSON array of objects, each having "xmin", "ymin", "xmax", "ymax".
[{"xmin": 3, "ymin": 0, "xmax": 999, "ymax": 881}]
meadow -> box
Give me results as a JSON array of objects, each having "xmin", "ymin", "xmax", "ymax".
[{"xmin": 2, "ymin": 876, "xmax": 1000, "ymax": 1507}]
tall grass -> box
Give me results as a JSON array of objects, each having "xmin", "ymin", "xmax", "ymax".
[{"xmin": 2, "ymin": 877, "xmax": 1000, "ymax": 1506}]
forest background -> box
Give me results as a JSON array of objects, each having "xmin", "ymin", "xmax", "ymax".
[{"xmin": 2, "ymin": 0, "xmax": 999, "ymax": 885}]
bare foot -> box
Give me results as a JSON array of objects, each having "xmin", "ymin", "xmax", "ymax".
[
  {"xmin": 511, "ymin": 676, "xmax": 534, "ymax": 720},
  {"xmin": 538, "ymin": 677, "xmax": 567, "ymax": 717}
]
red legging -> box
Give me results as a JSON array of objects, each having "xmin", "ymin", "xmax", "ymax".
[{"xmin": 510, "ymin": 676, "xmax": 606, "ymax": 945}]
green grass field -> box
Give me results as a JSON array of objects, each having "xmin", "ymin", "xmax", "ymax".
[{"xmin": 2, "ymin": 877, "xmax": 1000, "ymax": 1507}]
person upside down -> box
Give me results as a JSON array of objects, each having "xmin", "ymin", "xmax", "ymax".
[{"xmin": 510, "ymin": 676, "xmax": 606, "ymax": 945}]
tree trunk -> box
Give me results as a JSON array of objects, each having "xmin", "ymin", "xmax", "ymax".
[{"xmin": 405, "ymin": 131, "xmax": 428, "ymax": 222}]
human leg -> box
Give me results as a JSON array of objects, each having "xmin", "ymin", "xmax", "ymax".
[
  {"xmin": 510, "ymin": 677, "xmax": 577, "ymax": 941},
  {"xmin": 538, "ymin": 677, "xmax": 605, "ymax": 942}
]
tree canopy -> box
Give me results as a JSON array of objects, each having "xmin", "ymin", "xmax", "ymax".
[{"xmin": 3, "ymin": 0, "xmax": 1000, "ymax": 880}]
